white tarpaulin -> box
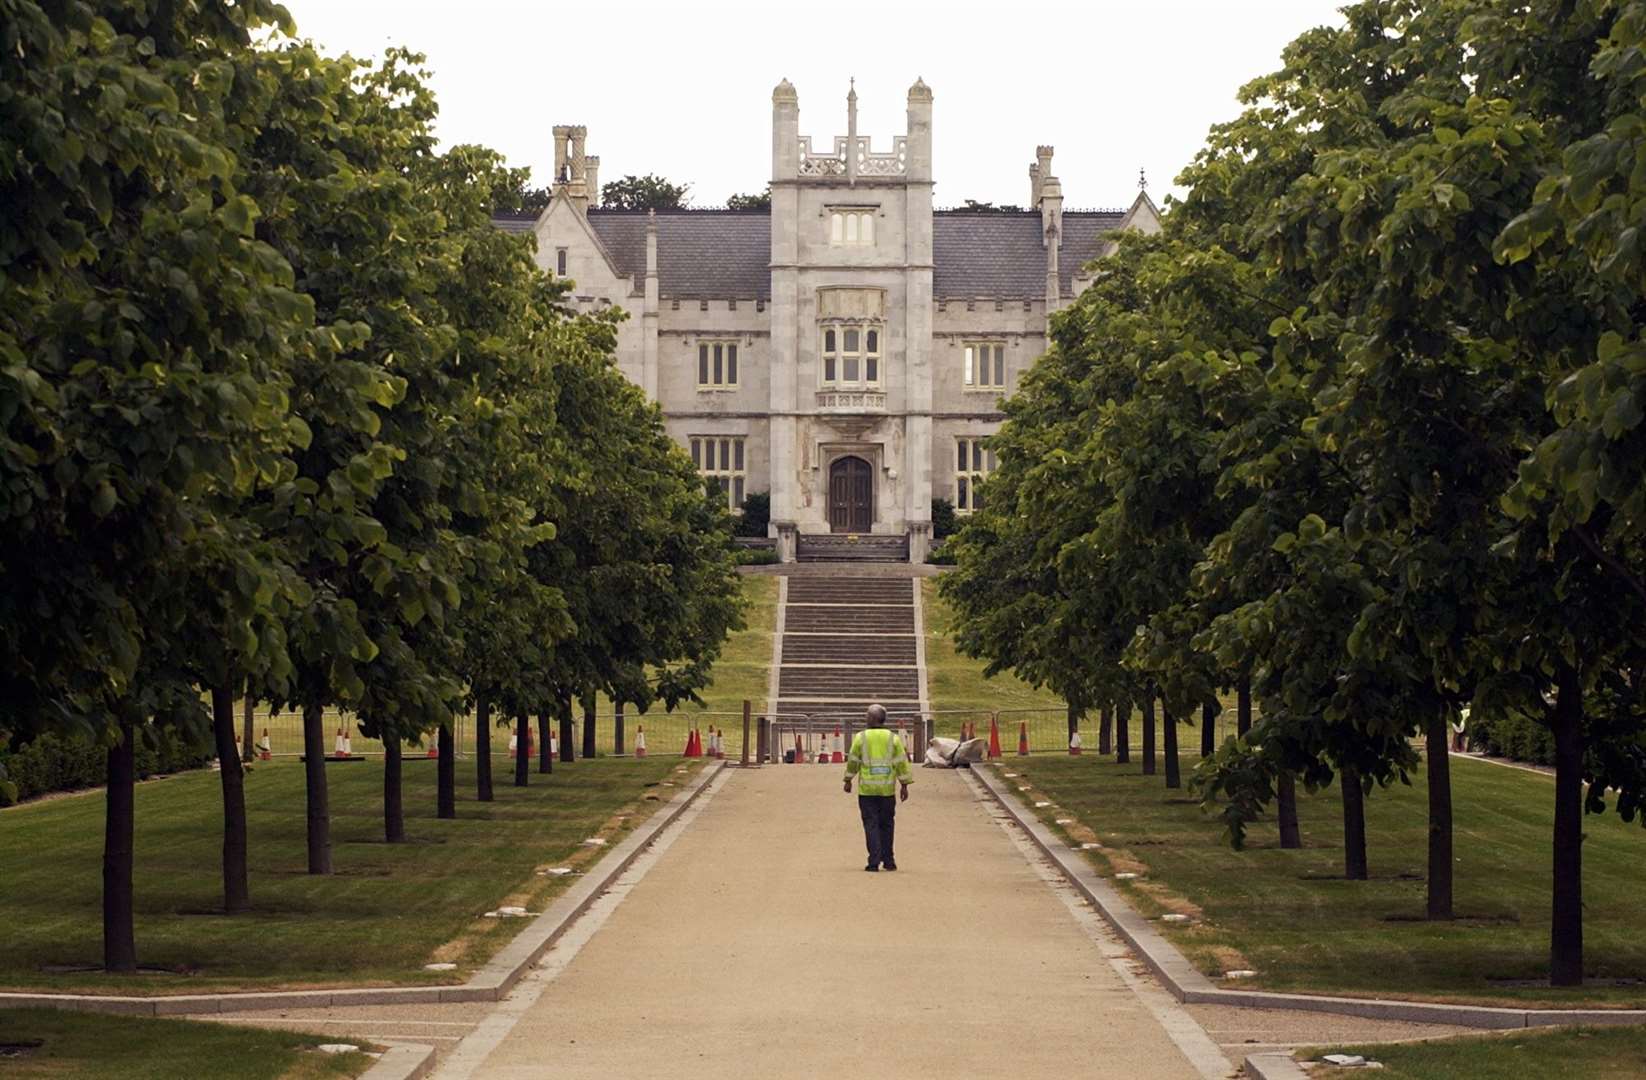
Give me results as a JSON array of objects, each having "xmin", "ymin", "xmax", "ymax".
[{"xmin": 923, "ymin": 736, "xmax": 985, "ymax": 768}]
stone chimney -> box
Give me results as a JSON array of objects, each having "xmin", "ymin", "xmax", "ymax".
[
  {"xmin": 551, "ymin": 124, "xmax": 592, "ymax": 214},
  {"xmin": 772, "ymin": 79, "xmax": 799, "ymax": 182},
  {"xmin": 585, "ymin": 155, "xmax": 600, "ymax": 209},
  {"xmin": 905, "ymin": 77, "xmax": 933, "ymax": 183}
]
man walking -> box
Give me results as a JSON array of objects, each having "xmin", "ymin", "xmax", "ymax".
[{"xmin": 843, "ymin": 704, "xmax": 912, "ymax": 871}]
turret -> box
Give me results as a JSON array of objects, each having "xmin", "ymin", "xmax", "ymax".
[
  {"xmin": 772, "ymin": 79, "xmax": 799, "ymax": 182},
  {"xmin": 906, "ymin": 77, "xmax": 933, "ymax": 182}
]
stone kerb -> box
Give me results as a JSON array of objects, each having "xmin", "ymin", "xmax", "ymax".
[
  {"xmin": 967, "ymin": 763, "xmax": 1646, "ymax": 1032},
  {"xmin": 0, "ymin": 762, "xmax": 728, "ymax": 1018}
]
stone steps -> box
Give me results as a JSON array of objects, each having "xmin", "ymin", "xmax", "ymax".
[
  {"xmin": 771, "ymin": 574, "xmax": 926, "ymax": 735},
  {"xmin": 781, "ymin": 634, "xmax": 918, "ymax": 664},
  {"xmin": 795, "ymin": 534, "xmax": 910, "ymax": 563},
  {"xmin": 783, "ymin": 606, "xmax": 915, "ymax": 634}
]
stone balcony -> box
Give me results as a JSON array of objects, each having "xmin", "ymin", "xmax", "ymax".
[{"xmin": 815, "ymin": 389, "xmax": 887, "ymax": 412}]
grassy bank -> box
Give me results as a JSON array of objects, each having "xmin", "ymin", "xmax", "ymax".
[
  {"xmin": 1004, "ymin": 754, "xmax": 1646, "ymax": 1007},
  {"xmin": 1311, "ymin": 1026, "xmax": 1646, "ymax": 1079},
  {"xmin": 0, "ymin": 756, "xmax": 698, "ymax": 994},
  {"xmin": 0, "ymin": 1008, "xmax": 373, "ymax": 1079},
  {"xmin": 246, "ymin": 574, "xmax": 779, "ymax": 759}
]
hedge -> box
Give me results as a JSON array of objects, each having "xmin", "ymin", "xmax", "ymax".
[
  {"xmin": 1468, "ymin": 710, "xmax": 1555, "ymax": 767},
  {"xmin": 0, "ymin": 728, "xmax": 213, "ymax": 807}
]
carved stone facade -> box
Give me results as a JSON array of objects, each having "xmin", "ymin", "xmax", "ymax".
[{"xmin": 494, "ymin": 79, "xmax": 1161, "ymax": 561}]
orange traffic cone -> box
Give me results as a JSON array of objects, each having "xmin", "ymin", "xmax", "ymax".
[
  {"xmin": 988, "ymin": 716, "xmax": 1003, "ymax": 760},
  {"xmin": 343, "ymin": 731, "xmax": 353, "ymax": 757},
  {"xmin": 714, "ymin": 728, "xmax": 726, "ymax": 759},
  {"xmin": 258, "ymin": 728, "xmax": 272, "ymax": 762},
  {"xmin": 831, "ymin": 727, "xmax": 845, "ymax": 764},
  {"xmin": 1069, "ymin": 730, "xmax": 1083, "ymax": 756},
  {"xmin": 635, "ymin": 725, "xmax": 647, "ymax": 758},
  {"xmin": 1017, "ymin": 721, "xmax": 1030, "ymax": 756},
  {"xmin": 334, "ymin": 726, "xmax": 347, "ymax": 759},
  {"xmin": 427, "ymin": 738, "xmax": 439, "ymax": 759},
  {"xmin": 793, "ymin": 732, "xmax": 804, "ymax": 764}
]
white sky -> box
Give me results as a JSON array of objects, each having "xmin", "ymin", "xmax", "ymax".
[{"xmin": 277, "ymin": 0, "xmax": 1348, "ymax": 210}]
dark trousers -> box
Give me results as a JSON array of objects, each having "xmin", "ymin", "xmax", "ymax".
[{"xmin": 858, "ymin": 794, "xmax": 896, "ymax": 867}]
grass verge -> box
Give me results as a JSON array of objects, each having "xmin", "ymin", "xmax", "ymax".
[
  {"xmin": 1309, "ymin": 1025, "xmax": 1646, "ymax": 1078},
  {"xmin": 1000, "ymin": 754, "xmax": 1646, "ymax": 1007},
  {"xmin": 0, "ymin": 1008, "xmax": 374, "ymax": 1079},
  {"xmin": 245, "ymin": 575, "xmax": 779, "ymax": 759},
  {"xmin": 0, "ymin": 756, "xmax": 700, "ymax": 994}
]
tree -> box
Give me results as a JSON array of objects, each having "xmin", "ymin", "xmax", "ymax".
[
  {"xmin": 1, "ymin": 0, "xmax": 315, "ymax": 966},
  {"xmin": 725, "ymin": 188, "xmax": 770, "ymax": 211},
  {"xmin": 601, "ymin": 174, "xmax": 689, "ymax": 211}
]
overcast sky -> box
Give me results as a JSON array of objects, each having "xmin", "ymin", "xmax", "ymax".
[{"xmin": 277, "ymin": 0, "xmax": 1348, "ymax": 210}]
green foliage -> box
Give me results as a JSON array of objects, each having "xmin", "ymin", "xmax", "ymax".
[
  {"xmin": 958, "ymin": 200, "xmax": 1026, "ymax": 212},
  {"xmin": 601, "ymin": 174, "xmax": 690, "ymax": 211},
  {"xmin": 0, "ymin": 730, "xmax": 211, "ymax": 806},
  {"xmin": 725, "ymin": 188, "xmax": 770, "ymax": 211},
  {"xmin": 1468, "ymin": 711, "xmax": 1557, "ymax": 766},
  {"xmin": 734, "ymin": 546, "xmax": 781, "ymax": 566},
  {"xmin": 737, "ymin": 490, "xmax": 771, "ymax": 536},
  {"xmin": 930, "ymin": 496, "xmax": 957, "ymax": 539}
]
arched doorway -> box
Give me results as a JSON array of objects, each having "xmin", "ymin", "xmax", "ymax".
[{"xmin": 828, "ymin": 456, "xmax": 873, "ymax": 533}]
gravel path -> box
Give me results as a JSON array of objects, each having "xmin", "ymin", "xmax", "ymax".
[{"xmin": 432, "ymin": 765, "xmax": 1230, "ymax": 1079}]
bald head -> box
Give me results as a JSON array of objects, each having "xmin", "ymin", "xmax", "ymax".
[{"xmin": 866, "ymin": 704, "xmax": 887, "ymax": 727}]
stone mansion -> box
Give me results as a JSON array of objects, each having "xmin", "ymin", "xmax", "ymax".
[{"xmin": 492, "ymin": 79, "xmax": 1160, "ymax": 562}]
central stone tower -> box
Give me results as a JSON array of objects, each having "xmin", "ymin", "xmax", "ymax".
[{"xmin": 768, "ymin": 78, "xmax": 935, "ymax": 563}]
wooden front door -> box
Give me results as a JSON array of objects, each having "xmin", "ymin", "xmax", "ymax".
[{"xmin": 828, "ymin": 456, "xmax": 873, "ymax": 533}]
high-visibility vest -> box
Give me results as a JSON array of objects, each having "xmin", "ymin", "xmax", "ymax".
[{"xmin": 845, "ymin": 727, "xmax": 912, "ymax": 797}]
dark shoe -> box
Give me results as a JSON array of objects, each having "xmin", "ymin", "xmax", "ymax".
[
  {"xmin": 864, "ymin": 864, "xmax": 879, "ymax": 872},
  {"xmin": 883, "ymin": 861, "xmax": 898, "ymax": 871}
]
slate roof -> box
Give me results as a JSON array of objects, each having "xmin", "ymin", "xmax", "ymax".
[
  {"xmin": 934, "ymin": 210, "xmax": 1126, "ymax": 298},
  {"xmin": 488, "ymin": 207, "xmax": 1128, "ymax": 300},
  {"xmin": 589, "ymin": 209, "xmax": 772, "ymax": 299}
]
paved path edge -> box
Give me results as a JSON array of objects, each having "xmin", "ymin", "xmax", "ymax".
[
  {"xmin": 967, "ymin": 763, "xmax": 1646, "ymax": 1032},
  {"xmin": 1242, "ymin": 1052, "xmax": 1310, "ymax": 1079},
  {"xmin": 359, "ymin": 1044, "xmax": 436, "ymax": 1080},
  {"xmin": 0, "ymin": 761, "xmax": 728, "ymax": 1018}
]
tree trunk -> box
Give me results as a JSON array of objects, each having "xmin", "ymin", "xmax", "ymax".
[
  {"xmin": 1425, "ymin": 713, "xmax": 1454, "ymax": 920},
  {"xmin": 1341, "ymin": 766, "xmax": 1368, "ymax": 880},
  {"xmin": 559, "ymin": 692, "xmax": 575, "ymax": 764},
  {"xmin": 615, "ymin": 701, "xmax": 626, "ymax": 756},
  {"xmin": 384, "ymin": 733, "xmax": 405, "ymax": 842},
  {"xmin": 538, "ymin": 710, "xmax": 553, "ymax": 773},
  {"xmin": 475, "ymin": 695, "xmax": 494, "ymax": 802},
  {"xmin": 514, "ymin": 715, "xmax": 531, "ymax": 787},
  {"xmin": 103, "ymin": 715, "xmax": 137, "ymax": 972},
  {"xmin": 1277, "ymin": 770, "xmax": 1301, "ymax": 849},
  {"xmin": 1201, "ymin": 700, "xmax": 1216, "ymax": 758},
  {"xmin": 1237, "ymin": 677, "xmax": 1252, "ymax": 737},
  {"xmin": 302, "ymin": 703, "xmax": 332, "ymax": 874},
  {"xmin": 1162, "ymin": 704, "xmax": 1181, "ymax": 789},
  {"xmin": 1098, "ymin": 705, "xmax": 1113, "ymax": 756},
  {"xmin": 1115, "ymin": 701, "xmax": 1130, "ymax": 764},
  {"xmin": 241, "ymin": 692, "xmax": 255, "ymax": 762},
  {"xmin": 211, "ymin": 686, "xmax": 250, "ymax": 913},
  {"xmin": 1550, "ymin": 662, "xmax": 1585, "ymax": 986},
  {"xmin": 437, "ymin": 724, "xmax": 455, "ymax": 820},
  {"xmin": 1141, "ymin": 693, "xmax": 1156, "ymax": 775},
  {"xmin": 582, "ymin": 690, "xmax": 597, "ymax": 759}
]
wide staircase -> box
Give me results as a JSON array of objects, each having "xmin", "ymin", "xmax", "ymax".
[
  {"xmin": 773, "ymin": 575, "xmax": 926, "ymax": 731},
  {"xmin": 795, "ymin": 533, "xmax": 910, "ymax": 563}
]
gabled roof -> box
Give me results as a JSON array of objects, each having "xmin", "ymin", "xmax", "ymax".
[
  {"xmin": 488, "ymin": 206, "xmax": 1129, "ymax": 300},
  {"xmin": 588, "ymin": 209, "xmax": 772, "ymax": 299},
  {"xmin": 932, "ymin": 210, "xmax": 1125, "ymax": 298}
]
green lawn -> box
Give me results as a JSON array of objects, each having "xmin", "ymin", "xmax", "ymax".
[
  {"xmin": 244, "ymin": 575, "xmax": 777, "ymax": 760},
  {"xmin": 921, "ymin": 578, "xmax": 1065, "ymax": 736},
  {"xmin": 1310, "ymin": 1026, "xmax": 1646, "ymax": 1079},
  {"xmin": 0, "ymin": 756, "xmax": 698, "ymax": 994},
  {"xmin": 0, "ymin": 1009, "xmax": 373, "ymax": 1079},
  {"xmin": 1003, "ymin": 754, "xmax": 1646, "ymax": 1007}
]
